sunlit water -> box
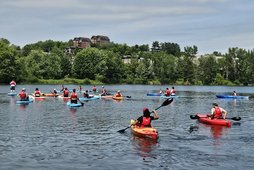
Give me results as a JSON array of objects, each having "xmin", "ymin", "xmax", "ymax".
[{"xmin": 1, "ymin": 85, "xmax": 254, "ymax": 169}]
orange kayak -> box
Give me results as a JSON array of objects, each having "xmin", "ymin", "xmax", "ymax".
[
  {"xmin": 44, "ymin": 93, "xmax": 59, "ymax": 97},
  {"xmin": 131, "ymin": 125, "xmax": 158, "ymax": 140},
  {"xmin": 112, "ymin": 96, "xmax": 124, "ymax": 100}
]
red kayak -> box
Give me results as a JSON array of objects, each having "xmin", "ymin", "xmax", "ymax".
[{"xmin": 196, "ymin": 114, "xmax": 231, "ymax": 127}]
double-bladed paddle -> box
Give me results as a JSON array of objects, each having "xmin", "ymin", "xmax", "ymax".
[
  {"xmin": 117, "ymin": 98, "xmax": 174, "ymax": 133},
  {"xmin": 190, "ymin": 114, "xmax": 241, "ymax": 121}
]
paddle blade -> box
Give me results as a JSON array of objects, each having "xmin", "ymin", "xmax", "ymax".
[
  {"xmin": 161, "ymin": 98, "xmax": 173, "ymax": 107},
  {"xmin": 231, "ymin": 116, "xmax": 241, "ymax": 121},
  {"xmin": 190, "ymin": 115, "xmax": 199, "ymax": 119},
  {"xmin": 126, "ymin": 96, "xmax": 131, "ymax": 98},
  {"xmin": 117, "ymin": 126, "xmax": 130, "ymax": 133}
]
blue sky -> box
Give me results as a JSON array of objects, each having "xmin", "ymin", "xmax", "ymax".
[{"xmin": 1, "ymin": 0, "xmax": 253, "ymax": 54}]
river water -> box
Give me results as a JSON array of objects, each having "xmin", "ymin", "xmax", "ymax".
[{"xmin": 0, "ymin": 85, "xmax": 254, "ymax": 170}]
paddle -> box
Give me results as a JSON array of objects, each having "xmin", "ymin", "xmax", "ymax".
[
  {"xmin": 117, "ymin": 98, "xmax": 173, "ymax": 133},
  {"xmin": 190, "ymin": 114, "xmax": 241, "ymax": 121}
]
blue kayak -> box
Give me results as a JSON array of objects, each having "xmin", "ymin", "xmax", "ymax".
[
  {"xmin": 147, "ymin": 93, "xmax": 162, "ymax": 96},
  {"xmin": 67, "ymin": 101, "xmax": 82, "ymax": 107},
  {"xmin": 79, "ymin": 96, "xmax": 100, "ymax": 101},
  {"xmin": 8, "ymin": 92, "xmax": 17, "ymax": 96},
  {"xmin": 16, "ymin": 99, "xmax": 33, "ymax": 104},
  {"xmin": 216, "ymin": 95, "xmax": 249, "ymax": 99},
  {"xmin": 160, "ymin": 95, "xmax": 178, "ymax": 99}
]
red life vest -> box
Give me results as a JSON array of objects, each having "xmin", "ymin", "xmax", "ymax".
[
  {"xmin": 93, "ymin": 87, "xmax": 96, "ymax": 91},
  {"xmin": 35, "ymin": 90, "xmax": 40, "ymax": 97},
  {"xmin": 171, "ymin": 89, "xmax": 175, "ymax": 94},
  {"xmin": 19, "ymin": 91, "xmax": 26, "ymax": 99},
  {"xmin": 141, "ymin": 116, "xmax": 151, "ymax": 127},
  {"xmin": 214, "ymin": 106, "xmax": 222, "ymax": 119},
  {"xmin": 63, "ymin": 90, "xmax": 69, "ymax": 96},
  {"xmin": 115, "ymin": 93, "xmax": 122, "ymax": 97},
  {"xmin": 165, "ymin": 89, "xmax": 170, "ymax": 96},
  {"xmin": 71, "ymin": 92, "xmax": 77, "ymax": 100}
]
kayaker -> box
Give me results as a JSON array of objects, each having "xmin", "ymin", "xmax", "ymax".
[
  {"xmin": 9, "ymin": 80, "xmax": 16, "ymax": 92},
  {"xmin": 79, "ymin": 85, "xmax": 82, "ymax": 93},
  {"xmin": 92, "ymin": 85, "xmax": 97, "ymax": 93},
  {"xmin": 83, "ymin": 90, "xmax": 92, "ymax": 98},
  {"xmin": 210, "ymin": 103, "xmax": 227, "ymax": 119},
  {"xmin": 34, "ymin": 88, "xmax": 42, "ymax": 97},
  {"xmin": 19, "ymin": 88, "xmax": 29, "ymax": 101},
  {"xmin": 114, "ymin": 90, "xmax": 122, "ymax": 97},
  {"xmin": 63, "ymin": 88, "xmax": 69, "ymax": 97},
  {"xmin": 70, "ymin": 89, "xmax": 78, "ymax": 104},
  {"xmin": 171, "ymin": 87, "xmax": 176, "ymax": 96},
  {"xmin": 233, "ymin": 91, "xmax": 237, "ymax": 96},
  {"xmin": 101, "ymin": 86, "xmax": 107, "ymax": 96},
  {"xmin": 131, "ymin": 108, "xmax": 159, "ymax": 127},
  {"xmin": 165, "ymin": 88, "xmax": 170, "ymax": 96}
]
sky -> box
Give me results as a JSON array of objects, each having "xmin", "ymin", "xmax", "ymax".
[{"xmin": 0, "ymin": 0, "xmax": 254, "ymax": 54}]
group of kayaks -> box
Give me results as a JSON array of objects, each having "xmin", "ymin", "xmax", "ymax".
[{"xmin": 10, "ymin": 92, "xmax": 128, "ymax": 107}]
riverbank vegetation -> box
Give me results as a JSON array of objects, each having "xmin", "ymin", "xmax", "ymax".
[{"xmin": 1, "ymin": 38, "xmax": 254, "ymax": 85}]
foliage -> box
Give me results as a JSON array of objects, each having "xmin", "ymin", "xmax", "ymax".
[{"xmin": 1, "ymin": 37, "xmax": 254, "ymax": 86}]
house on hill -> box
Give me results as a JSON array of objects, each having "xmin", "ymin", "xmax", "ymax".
[
  {"xmin": 73, "ymin": 37, "xmax": 91, "ymax": 49},
  {"xmin": 91, "ymin": 35, "xmax": 110, "ymax": 46}
]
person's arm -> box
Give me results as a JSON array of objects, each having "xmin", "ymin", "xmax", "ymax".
[
  {"xmin": 221, "ymin": 108, "xmax": 227, "ymax": 119},
  {"xmin": 151, "ymin": 110, "xmax": 159, "ymax": 120},
  {"xmin": 131, "ymin": 116, "xmax": 142, "ymax": 126}
]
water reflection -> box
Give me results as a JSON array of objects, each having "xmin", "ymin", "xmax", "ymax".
[
  {"xmin": 199, "ymin": 123, "xmax": 230, "ymax": 139},
  {"xmin": 131, "ymin": 136, "xmax": 158, "ymax": 159}
]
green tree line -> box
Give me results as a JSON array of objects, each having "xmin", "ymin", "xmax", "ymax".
[{"xmin": 1, "ymin": 38, "xmax": 254, "ymax": 85}]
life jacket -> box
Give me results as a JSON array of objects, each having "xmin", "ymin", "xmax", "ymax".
[
  {"xmin": 171, "ymin": 89, "xmax": 175, "ymax": 95},
  {"xmin": 19, "ymin": 91, "xmax": 27, "ymax": 99},
  {"xmin": 10, "ymin": 81, "xmax": 16, "ymax": 86},
  {"xmin": 71, "ymin": 92, "xmax": 77, "ymax": 100},
  {"xmin": 165, "ymin": 89, "xmax": 170, "ymax": 96},
  {"xmin": 140, "ymin": 116, "xmax": 151, "ymax": 127},
  {"xmin": 214, "ymin": 106, "xmax": 222, "ymax": 119},
  {"xmin": 63, "ymin": 90, "xmax": 69, "ymax": 97},
  {"xmin": 93, "ymin": 87, "xmax": 96, "ymax": 91},
  {"xmin": 115, "ymin": 93, "xmax": 122, "ymax": 97},
  {"xmin": 35, "ymin": 90, "xmax": 40, "ymax": 97}
]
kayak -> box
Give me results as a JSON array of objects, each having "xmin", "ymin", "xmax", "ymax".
[
  {"xmin": 101, "ymin": 95, "xmax": 113, "ymax": 99},
  {"xmin": 57, "ymin": 95, "xmax": 70, "ymax": 100},
  {"xmin": 67, "ymin": 101, "xmax": 82, "ymax": 107},
  {"xmin": 160, "ymin": 95, "xmax": 177, "ymax": 99},
  {"xmin": 131, "ymin": 125, "xmax": 159, "ymax": 140},
  {"xmin": 43, "ymin": 93, "xmax": 59, "ymax": 97},
  {"xmin": 29, "ymin": 95, "xmax": 46, "ymax": 100},
  {"xmin": 147, "ymin": 93, "xmax": 162, "ymax": 96},
  {"xmin": 8, "ymin": 92, "xmax": 17, "ymax": 96},
  {"xmin": 112, "ymin": 96, "xmax": 124, "ymax": 100},
  {"xmin": 79, "ymin": 95, "xmax": 100, "ymax": 101},
  {"xmin": 216, "ymin": 95, "xmax": 249, "ymax": 99},
  {"xmin": 16, "ymin": 99, "xmax": 33, "ymax": 104},
  {"xmin": 196, "ymin": 114, "xmax": 231, "ymax": 127}
]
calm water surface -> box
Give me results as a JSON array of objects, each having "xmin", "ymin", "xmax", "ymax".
[{"xmin": 0, "ymin": 85, "xmax": 254, "ymax": 170}]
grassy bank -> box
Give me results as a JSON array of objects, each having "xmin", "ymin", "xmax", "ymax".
[{"xmin": 22, "ymin": 78, "xmax": 103, "ymax": 85}]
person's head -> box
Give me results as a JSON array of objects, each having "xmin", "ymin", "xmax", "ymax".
[
  {"xmin": 117, "ymin": 90, "xmax": 120, "ymax": 93},
  {"xmin": 213, "ymin": 103, "xmax": 218, "ymax": 107},
  {"xmin": 102, "ymin": 86, "xmax": 104, "ymax": 88},
  {"xmin": 172, "ymin": 87, "xmax": 174, "ymax": 89},
  {"xmin": 22, "ymin": 88, "xmax": 26, "ymax": 91},
  {"xmin": 35, "ymin": 88, "xmax": 38, "ymax": 91},
  {"xmin": 86, "ymin": 90, "xmax": 88, "ymax": 93},
  {"xmin": 65, "ymin": 87, "xmax": 67, "ymax": 90},
  {"xmin": 143, "ymin": 108, "xmax": 151, "ymax": 118},
  {"xmin": 73, "ymin": 89, "xmax": 76, "ymax": 92},
  {"xmin": 166, "ymin": 88, "xmax": 169, "ymax": 90},
  {"xmin": 54, "ymin": 89, "xmax": 56, "ymax": 91}
]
